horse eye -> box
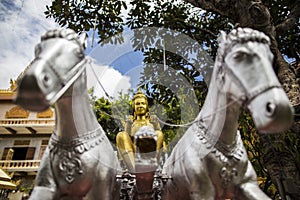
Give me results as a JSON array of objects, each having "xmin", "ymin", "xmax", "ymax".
[
  {"xmin": 42, "ymin": 74, "xmax": 51, "ymax": 88},
  {"xmin": 233, "ymin": 52, "xmax": 247, "ymax": 60},
  {"xmin": 233, "ymin": 52, "xmax": 248, "ymax": 61},
  {"xmin": 73, "ymin": 48, "xmax": 84, "ymax": 58}
]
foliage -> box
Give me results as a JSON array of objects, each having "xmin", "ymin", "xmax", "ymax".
[
  {"xmin": 263, "ymin": 0, "xmax": 300, "ymax": 61},
  {"xmin": 127, "ymin": 0, "xmax": 232, "ymax": 58},
  {"xmin": 239, "ymin": 109, "xmax": 300, "ymax": 199},
  {"xmin": 88, "ymin": 88, "xmax": 124, "ymax": 143},
  {"xmin": 44, "ymin": 0, "xmax": 127, "ymax": 43},
  {"xmin": 45, "ymin": 0, "xmax": 299, "ymax": 61},
  {"xmin": 239, "ymin": 111, "xmax": 279, "ymax": 198}
]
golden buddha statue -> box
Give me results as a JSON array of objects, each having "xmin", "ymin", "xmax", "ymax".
[{"xmin": 116, "ymin": 89, "xmax": 164, "ymax": 172}]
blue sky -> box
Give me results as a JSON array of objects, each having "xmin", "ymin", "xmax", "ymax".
[{"xmin": 0, "ymin": 0, "xmax": 143, "ymax": 99}]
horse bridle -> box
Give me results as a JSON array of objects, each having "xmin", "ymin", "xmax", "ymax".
[
  {"xmin": 34, "ymin": 56, "xmax": 87, "ymax": 104},
  {"xmin": 219, "ymin": 48, "xmax": 282, "ymax": 107}
]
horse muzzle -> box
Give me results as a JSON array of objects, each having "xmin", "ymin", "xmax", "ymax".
[
  {"xmin": 248, "ymin": 87, "xmax": 294, "ymax": 133},
  {"xmin": 14, "ymin": 59, "xmax": 61, "ymax": 112}
]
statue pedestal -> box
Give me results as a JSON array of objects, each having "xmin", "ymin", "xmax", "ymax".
[{"xmin": 135, "ymin": 164, "xmax": 157, "ymax": 200}]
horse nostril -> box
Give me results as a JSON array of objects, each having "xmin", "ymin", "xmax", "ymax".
[{"xmin": 266, "ymin": 102, "xmax": 276, "ymax": 117}]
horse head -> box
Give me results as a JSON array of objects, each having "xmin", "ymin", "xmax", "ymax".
[
  {"xmin": 15, "ymin": 29, "xmax": 87, "ymax": 112},
  {"xmin": 217, "ymin": 28, "xmax": 293, "ymax": 133}
]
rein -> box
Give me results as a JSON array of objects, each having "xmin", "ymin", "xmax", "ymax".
[
  {"xmin": 87, "ymin": 41, "xmax": 281, "ymax": 130},
  {"xmin": 155, "ymin": 98, "xmax": 240, "ymax": 128},
  {"xmin": 88, "ymin": 60, "xmax": 242, "ymax": 129}
]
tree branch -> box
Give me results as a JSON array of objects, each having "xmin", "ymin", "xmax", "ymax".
[
  {"xmin": 276, "ymin": 1, "xmax": 300, "ymax": 35},
  {"xmin": 183, "ymin": 0, "xmax": 231, "ymax": 18}
]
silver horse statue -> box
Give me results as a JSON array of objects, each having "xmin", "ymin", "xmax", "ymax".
[
  {"xmin": 162, "ymin": 28, "xmax": 294, "ymax": 200},
  {"xmin": 15, "ymin": 29, "xmax": 120, "ymax": 200}
]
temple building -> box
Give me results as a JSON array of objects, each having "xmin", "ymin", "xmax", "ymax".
[{"xmin": 0, "ymin": 78, "xmax": 54, "ymax": 198}]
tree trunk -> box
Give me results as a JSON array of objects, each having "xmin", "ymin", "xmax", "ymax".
[{"xmin": 184, "ymin": 0, "xmax": 300, "ymax": 199}]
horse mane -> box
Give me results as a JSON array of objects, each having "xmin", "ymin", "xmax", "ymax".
[
  {"xmin": 215, "ymin": 27, "xmax": 271, "ymax": 68},
  {"xmin": 40, "ymin": 29, "xmax": 86, "ymax": 52},
  {"xmin": 223, "ymin": 28, "xmax": 270, "ymax": 46}
]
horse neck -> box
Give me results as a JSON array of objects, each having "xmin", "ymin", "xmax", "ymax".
[
  {"xmin": 54, "ymin": 71, "xmax": 100, "ymax": 140},
  {"xmin": 197, "ymin": 70, "xmax": 241, "ymax": 146}
]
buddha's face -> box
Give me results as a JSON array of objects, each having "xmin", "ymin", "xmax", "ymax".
[{"xmin": 134, "ymin": 97, "xmax": 148, "ymax": 116}]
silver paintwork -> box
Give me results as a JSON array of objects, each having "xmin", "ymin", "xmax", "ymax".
[
  {"xmin": 15, "ymin": 29, "xmax": 121, "ymax": 200},
  {"xmin": 162, "ymin": 28, "xmax": 293, "ymax": 200}
]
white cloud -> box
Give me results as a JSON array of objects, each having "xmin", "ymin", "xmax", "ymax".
[
  {"xmin": 86, "ymin": 58, "xmax": 132, "ymax": 99},
  {"xmin": 87, "ymin": 29, "xmax": 144, "ymax": 98},
  {"xmin": 0, "ymin": 0, "xmax": 59, "ymax": 89}
]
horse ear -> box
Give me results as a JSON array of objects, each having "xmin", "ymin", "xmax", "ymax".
[
  {"xmin": 78, "ymin": 32, "xmax": 87, "ymax": 49},
  {"xmin": 216, "ymin": 31, "xmax": 227, "ymax": 64},
  {"xmin": 218, "ymin": 31, "xmax": 227, "ymax": 44}
]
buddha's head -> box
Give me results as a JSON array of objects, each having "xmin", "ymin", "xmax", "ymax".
[{"xmin": 133, "ymin": 88, "xmax": 149, "ymax": 118}]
